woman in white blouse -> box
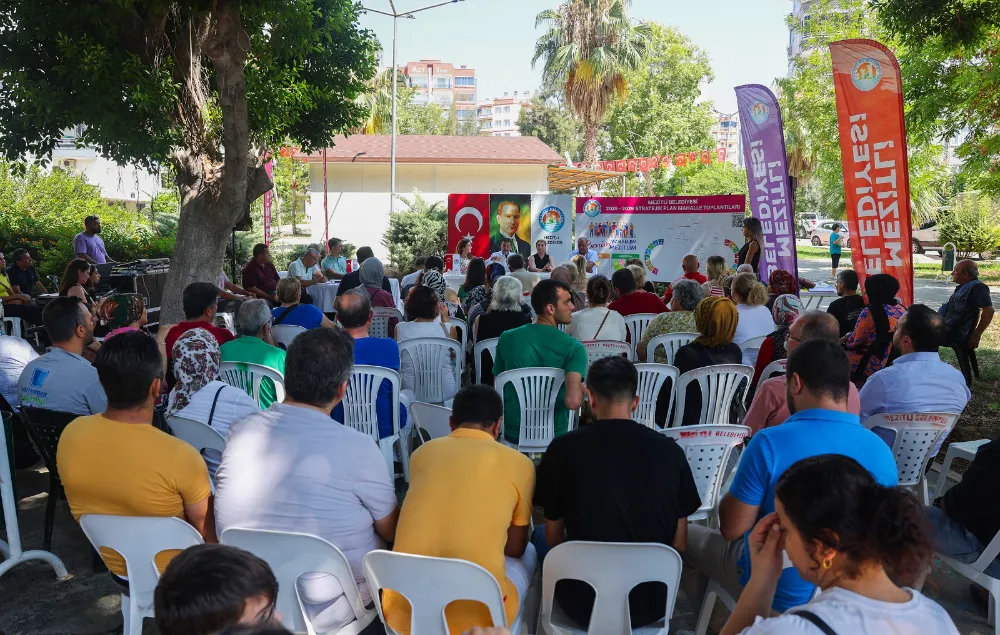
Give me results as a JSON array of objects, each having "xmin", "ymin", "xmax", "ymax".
[
  {"xmin": 567, "ymin": 275, "xmax": 627, "ymax": 342},
  {"xmin": 720, "ymin": 455, "xmax": 958, "ymax": 635},
  {"xmin": 166, "ymin": 328, "xmax": 259, "ymax": 478},
  {"xmin": 730, "ymin": 271, "xmax": 774, "ymax": 366},
  {"xmin": 396, "ymin": 285, "xmax": 458, "ymax": 402}
]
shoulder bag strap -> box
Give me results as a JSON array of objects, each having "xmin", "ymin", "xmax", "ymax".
[
  {"xmin": 206, "ymin": 384, "xmax": 227, "ymax": 429},
  {"xmin": 273, "ymin": 304, "xmax": 298, "ymax": 326},
  {"xmin": 793, "ymin": 610, "xmax": 838, "ymax": 635},
  {"xmin": 592, "ymin": 308, "xmax": 612, "ymax": 339}
]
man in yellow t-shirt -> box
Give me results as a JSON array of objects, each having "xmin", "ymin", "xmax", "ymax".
[
  {"xmin": 57, "ymin": 331, "xmax": 213, "ymax": 578},
  {"xmin": 382, "ymin": 385, "xmax": 536, "ymax": 635}
]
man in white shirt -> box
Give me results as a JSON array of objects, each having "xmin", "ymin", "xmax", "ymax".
[
  {"xmin": 287, "ymin": 248, "xmax": 327, "ymax": 289},
  {"xmin": 489, "ymin": 239, "xmax": 513, "ymax": 272},
  {"xmin": 507, "ymin": 254, "xmax": 538, "ymax": 293},
  {"xmin": 215, "ymin": 327, "xmax": 399, "ymax": 633},
  {"xmin": 575, "ymin": 237, "xmax": 598, "ymax": 273},
  {"xmin": 860, "ymin": 304, "xmax": 970, "ymax": 454},
  {"xmin": 400, "ymin": 257, "xmax": 426, "ymax": 292}
]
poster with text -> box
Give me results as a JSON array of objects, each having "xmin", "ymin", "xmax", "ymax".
[
  {"xmin": 575, "ymin": 196, "xmax": 747, "ymax": 283},
  {"xmin": 488, "ymin": 194, "xmax": 532, "ymax": 261},
  {"xmin": 530, "ymin": 195, "xmax": 573, "ymax": 266}
]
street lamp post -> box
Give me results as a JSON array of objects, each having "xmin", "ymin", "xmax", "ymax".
[{"xmin": 362, "ymin": 1, "xmax": 466, "ymax": 213}]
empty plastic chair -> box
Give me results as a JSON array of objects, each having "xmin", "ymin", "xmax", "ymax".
[
  {"xmin": 661, "ymin": 424, "xmax": 750, "ymax": 522},
  {"xmin": 672, "ymin": 365, "xmax": 754, "ymax": 428},
  {"xmin": 80, "ymin": 515, "xmax": 204, "ymax": 635},
  {"xmin": 633, "ymin": 363, "xmax": 679, "ymax": 429},
  {"xmin": 643, "ymin": 332, "xmax": 698, "ymax": 365}
]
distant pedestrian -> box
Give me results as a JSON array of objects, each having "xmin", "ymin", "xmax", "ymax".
[{"xmin": 829, "ymin": 222, "xmax": 844, "ymax": 279}]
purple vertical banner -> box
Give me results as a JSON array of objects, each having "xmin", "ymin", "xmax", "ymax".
[
  {"xmin": 263, "ymin": 160, "xmax": 274, "ymax": 246},
  {"xmin": 735, "ymin": 84, "xmax": 798, "ymax": 286}
]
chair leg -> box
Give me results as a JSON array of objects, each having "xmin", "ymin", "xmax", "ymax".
[
  {"xmin": 43, "ymin": 479, "xmax": 62, "ymax": 552},
  {"xmin": 695, "ymin": 587, "xmax": 718, "ymax": 635}
]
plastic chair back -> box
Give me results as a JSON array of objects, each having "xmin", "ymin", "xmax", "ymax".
[
  {"xmin": 739, "ymin": 335, "xmax": 768, "ymax": 367},
  {"xmin": 409, "ymin": 402, "xmax": 452, "ymax": 441},
  {"xmin": 2, "ymin": 317, "xmax": 22, "ymax": 338},
  {"xmin": 495, "ymin": 367, "xmax": 565, "ymax": 455},
  {"xmin": 167, "ymin": 416, "xmax": 226, "ymax": 455},
  {"xmin": 372, "ymin": 307, "xmax": 403, "ymax": 339},
  {"xmin": 645, "ymin": 332, "xmax": 698, "ymax": 365},
  {"xmin": 672, "ymin": 364, "xmax": 754, "ymax": 427},
  {"xmin": 863, "ymin": 412, "xmax": 958, "ymax": 487},
  {"xmin": 451, "ymin": 317, "xmax": 469, "ymax": 357},
  {"xmin": 398, "ymin": 338, "xmax": 462, "ymax": 404},
  {"xmin": 219, "ymin": 361, "xmax": 286, "ymax": 408},
  {"xmin": 364, "ymin": 549, "xmax": 509, "ymax": 635},
  {"xmin": 19, "ymin": 407, "xmax": 77, "ymax": 480},
  {"xmin": 474, "ymin": 337, "xmax": 500, "ymax": 384},
  {"xmin": 271, "ymin": 324, "xmax": 307, "ymax": 349},
  {"xmin": 581, "ymin": 340, "xmax": 631, "ymax": 367},
  {"xmin": 343, "ymin": 366, "xmax": 401, "ymax": 441},
  {"xmin": 622, "ymin": 313, "xmax": 659, "ymax": 360},
  {"xmin": 634, "ymin": 363, "xmax": 679, "ymax": 429},
  {"xmin": 759, "ymin": 359, "xmax": 787, "ymax": 381},
  {"xmin": 80, "ymin": 515, "xmax": 203, "ymax": 635},
  {"xmin": 661, "ymin": 425, "xmax": 751, "ymax": 521},
  {"xmin": 222, "ymin": 527, "xmax": 377, "ymax": 635},
  {"xmin": 540, "ymin": 541, "xmax": 682, "ymax": 635}
]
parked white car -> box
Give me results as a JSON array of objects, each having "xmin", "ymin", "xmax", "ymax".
[
  {"xmin": 797, "ymin": 212, "xmax": 820, "ymax": 238},
  {"xmin": 810, "ymin": 220, "xmax": 851, "ymax": 248}
]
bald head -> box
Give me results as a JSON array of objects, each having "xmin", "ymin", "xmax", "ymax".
[
  {"xmin": 682, "ymin": 254, "xmax": 700, "ymax": 274},
  {"xmin": 334, "ymin": 289, "xmax": 372, "ymax": 329},
  {"xmin": 956, "ymin": 259, "xmax": 979, "ymax": 281},
  {"xmin": 788, "ymin": 310, "xmax": 840, "ymax": 354}
]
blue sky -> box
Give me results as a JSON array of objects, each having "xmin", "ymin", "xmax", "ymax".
[{"xmin": 358, "ymin": 0, "xmax": 792, "ymax": 113}]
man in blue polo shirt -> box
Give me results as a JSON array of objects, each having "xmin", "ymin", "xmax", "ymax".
[{"xmin": 680, "ymin": 338, "xmax": 898, "ymax": 618}]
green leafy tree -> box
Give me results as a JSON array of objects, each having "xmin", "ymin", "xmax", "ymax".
[
  {"xmin": 533, "ymin": 0, "xmax": 651, "ymax": 167},
  {"xmin": 939, "ymin": 191, "xmax": 1000, "ymax": 258},
  {"xmin": 518, "ymin": 90, "xmax": 586, "ymax": 162},
  {"xmin": 382, "ymin": 191, "xmax": 448, "ymax": 270},
  {"xmin": 0, "ymin": 1, "xmax": 378, "ymax": 322},
  {"xmin": 665, "ymin": 162, "xmax": 749, "ymax": 207}
]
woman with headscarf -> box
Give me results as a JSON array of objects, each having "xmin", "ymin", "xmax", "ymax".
[
  {"xmin": 167, "ymin": 328, "xmax": 259, "ymax": 478},
  {"xmin": 752, "ymin": 293, "xmax": 802, "ymax": 385},
  {"xmin": 357, "ymin": 257, "xmax": 398, "ymax": 336},
  {"xmin": 671, "ymin": 297, "xmax": 743, "ymax": 426},
  {"xmin": 97, "ymin": 293, "xmax": 148, "ymax": 339},
  {"xmin": 845, "ymin": 273, "xmax": 905, "ymax": 384},
  {"xmin": 765, "ymin": 269, "xmax": 798, "ymax": 311}
]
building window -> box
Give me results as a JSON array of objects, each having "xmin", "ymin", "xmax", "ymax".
[
  {"xmin": 433, "ymin": 78, "xmax": 452, "ymax": 89},
  {"xmin": 455, "ymin": 76, "xmax": 475, "ymax": 86},
  {"xmin": 409, "ymin": 76, "xmax": 428, "ymax": 88}
]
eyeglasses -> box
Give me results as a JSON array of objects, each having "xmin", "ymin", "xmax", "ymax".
[{"xmin": 787, "ymin": 335, "xmax": 803, "ymax": 343}]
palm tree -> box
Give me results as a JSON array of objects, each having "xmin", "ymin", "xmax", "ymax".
[
  {"xmin": 355, "ymin": 68, "xmax": 403, "ymax": 135},
  {"xmin": 533, "ymin": 0, "xmax": 650, "ymax": 168}
]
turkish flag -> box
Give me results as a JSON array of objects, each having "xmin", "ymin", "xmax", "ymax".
[{"xmin": 448, "ymin": 194, "xmax": 491, "ymax": 259}]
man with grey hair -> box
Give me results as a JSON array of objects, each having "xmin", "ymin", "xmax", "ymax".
[
  {"xmin": 637, "ymin": 278, "xmax": 705, "ymax": 363},
  {"xmin": 219, "ymin": 299, "xmax": 285, "ymax": 408},
  {"xmin": 288, "ymin": 247, "xmax": 327, "ymax": 289},
  {"xmin": 743, "ymin": 310, "xmax": 861, "ymax": 433},
  {"xmin": 939, "ymin": 259, "xmax": 995, "ymax": 385},
  {"xmin": 216, "ymin": 328, "xmax": 398, "ymax": 633}
]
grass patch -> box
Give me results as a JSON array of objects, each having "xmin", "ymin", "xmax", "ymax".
[
  {"xmin": 796, "ymin": 245, "xmax": 845, "ymax": 260},
  {"xmin": 795, "ymin": 245, "xmax": 1000, "ymax": 283}
]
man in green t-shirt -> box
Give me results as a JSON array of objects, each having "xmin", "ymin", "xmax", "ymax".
[
  {"xmin": 493, "ymin": 279, "xmax": 587, "ymax": 444},
  {"xmin": 220, "ymin": 299, "xmax": 286, "ymax": 408}
]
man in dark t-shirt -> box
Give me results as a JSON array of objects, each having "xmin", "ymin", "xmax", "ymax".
[
  {"xmin": 533, "ymin": 356, "xmax": 701, "ymax": 628},
  {"xmin": 826, "ymin": 269, "xmax": 867, "ymax": 337}
]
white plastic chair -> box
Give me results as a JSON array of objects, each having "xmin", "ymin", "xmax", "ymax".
[
  {"xmin": 409, "ymin": 402, "xmax": 452, "ymax": 441},
  {"xmin": 623, "ymin": 313, "xmax": 659, "ymax": 361},
  {"xmin": 644, "ymin": 332, "xmax": 698, "ymax": 365},
  {"xmin": 539, "ymin": 541, "xmax": 682, "ymax": 635},
  {"xmin": 167, "ymin": 415, "xmax": 226, "ymax": 455},
  {"xmin": 939, "ymin": 526, "xmax": 1000, "ymax": 634},
  {"xmin": 495, "ymin": 367, "xmax": 566, "ymax": 456},
  {"xmin": 220, "ymin": 361, "xmax": 286, "ymax": 408},
  {"xmin": 371, "ymin": 307, "xmax": 403, "ymax": 339},
  {"xmin": 342, "ymin": 365, "xmax": 405, "ymax": 481},
  {"xmin": 759, "ymin": 359, "xmax": 787, "ymax": 382},
  {"xmin": 863, "ymin": 412, "xmax": 958, "ymax": 505},
  {"xmin": 474, "ymin": 337, "xmax": 500, "ymax": 384},
  {"xmin": 738, "ymin": 335, "xmax": 767, "ymax": 366},
  {"xmin": 581, "ymin": 340, "xmax": 631, "ymax": 367},
  {"xmin": 451, "ymin": 316, "xmax": 469, "ymax": 358},
  {"xmin": 633, "ymin": 363, "xmax": 679, "ymax": 429},
  {"xmin": 222, "ymin": 528, "xmax": 377, "ymax": 635},
  {"xmin": 934, "ymin": 438, "xmax": 990, "ymax": 498},
  {"xmin": 80, "ymin": 515, "xmax": 204, "ymax": 635},
  {"xmin": 672, "ymin": 365, "xmax": 754, "ymax": 428},
  {"xmin": 398, "ymin": 337, "xmax": 463, "ymax": 404},
  {"xmin": 2, "ymin": 316, "xmax": 22, "ymax": 338},
  {"xmin": 364, "ymin": 549, "xmax": 520, "ymax": 635},
  {"xmin": 272, "ymin": 324, "xmax": 307, "ymax": 349},
  {"xmin": 661, "ymin": 425, "xmax": 751, "ymax": 523}
]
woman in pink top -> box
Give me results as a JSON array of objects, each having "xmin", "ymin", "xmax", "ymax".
[{"xmin": 96, "ymin": 293, "xmax": 148, "ymax": 340}]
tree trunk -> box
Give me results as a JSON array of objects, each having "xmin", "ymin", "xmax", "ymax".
[{"xmin": 583, "ymin": 120, "xmax": 599, "ymax": 169}]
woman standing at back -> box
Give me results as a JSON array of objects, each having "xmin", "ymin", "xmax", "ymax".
[
  {"xmin": 737, "ymin": 217, "xmax": 764, "ymax": 274},
  {"xmin": 720, "ymin": 454, "xmax": 958, "ymax": 635}
]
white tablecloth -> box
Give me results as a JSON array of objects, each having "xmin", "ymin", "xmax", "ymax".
[
  {"xmin": 801, "ymin": 286, "xmax": 837, "ymax": 310},
  {"xmin": 308, "ymin": 282, "xmax": 340, "ymax": 312}
]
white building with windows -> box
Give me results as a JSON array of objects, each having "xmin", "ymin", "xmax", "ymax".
[
  {"xmin": 477, "ymin": 92, "xmax": 533, "ymax": 137},
  {"xmin": 710, "ymin": 111, "xmax": 743, "ymax": 167}
]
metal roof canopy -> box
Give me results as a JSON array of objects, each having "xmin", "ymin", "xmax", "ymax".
[{"xmin": 548, "ymin": 165, "xmax": 626, "ymax": 192}]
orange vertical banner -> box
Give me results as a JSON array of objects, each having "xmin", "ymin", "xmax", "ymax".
[{"xmin": 830, "ymin": 39, "xmax": 914, "ymax": 305}]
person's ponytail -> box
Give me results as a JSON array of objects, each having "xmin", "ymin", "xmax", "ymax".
[{"xmin": 864, "ymin": 484, "xmax": 932, "ymax": 586}]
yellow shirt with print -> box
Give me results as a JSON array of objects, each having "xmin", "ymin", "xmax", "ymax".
[
  {"xmin": 56, "ymin": 414, "xmax": 212, "ymax": 576},
  {"xmin": 382, "ymin": 427, "xmax": 535, "ymax": 634}
]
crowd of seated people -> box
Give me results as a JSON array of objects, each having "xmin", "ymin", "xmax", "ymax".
[{"xmin": 8, "ymin": 243, "xmax": 995, "ymax": 635}]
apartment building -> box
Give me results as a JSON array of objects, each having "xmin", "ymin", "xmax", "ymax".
[
  {"xmin": 402, "ymin": 60, "xmax": 477, "ymax": 124},
  {"xmin": 477, "ymin": 91, "xmax": 533, "ymax": 137},
  {"xmin": 710, "ymin": 111, "xmax": 742, "ymax": 167}
]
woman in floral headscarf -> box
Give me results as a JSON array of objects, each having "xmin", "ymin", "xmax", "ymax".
[
  {"xmin": 753, "ymin": 293, "xmax": 803, "ymax": 385},
  {"xmin": 96, "ymin": 293, "xmax": 148, "ymax": 339},
  {"xmin": 167, "ymin": 328, "xmax": 259, "ymax": 477},
  {"xmin": 765, "ymin": 269, "xmax": 799, "ymax": 311}
]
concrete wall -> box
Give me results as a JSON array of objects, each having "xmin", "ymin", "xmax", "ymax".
[{"xmin": 307, "ymin": 162, "xmax": 550, "ymax": 260}]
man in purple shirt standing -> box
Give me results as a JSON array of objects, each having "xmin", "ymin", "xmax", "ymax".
[{"xmin": 73, "ymin": 215, "xmax": 112, "ymax": 264}]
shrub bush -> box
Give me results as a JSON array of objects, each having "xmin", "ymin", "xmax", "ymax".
[
  {"xmin": 939, "ymin": 191, "xmax": 1000, "ymax": 258},
  {"xmin": 382, "ymin": 190, "xmax": 447, "ymax": 271}
]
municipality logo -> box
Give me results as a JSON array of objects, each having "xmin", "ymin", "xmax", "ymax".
[
  {"xmin": 29, "ymin": 368, "xmax": 49, "ymax": 388},
  {"xmin": 852, "ymin": 57, "xmax": 882, "ymax": 91},
  {"xmin": 583, "ymin": 199, "xmax": 602, "ymax": 218},
  {"xmin": 538, "ymin": 206, "xmax": 565, "ymax": 233},
  {"xmin": 749, "ymin": 100, "xmax": 769, "ymax": 125}
]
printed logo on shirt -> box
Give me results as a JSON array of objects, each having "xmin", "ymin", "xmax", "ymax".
[{"xmin": 29, "ymin": 368, "xmax": 49, "ymax": 388}]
